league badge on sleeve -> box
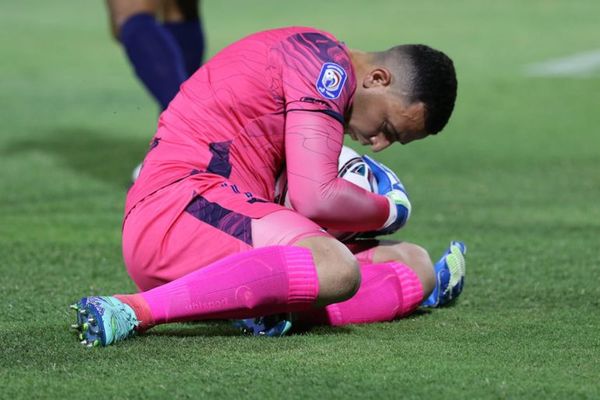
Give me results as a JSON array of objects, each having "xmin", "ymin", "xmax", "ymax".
[{"xmin": 316, "ymin": 62, "xmax": 347, "ymax": 99}]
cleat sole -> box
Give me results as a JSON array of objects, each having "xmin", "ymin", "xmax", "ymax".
[{"xmin": 70, "ymin": 296, "xmax": 139, "ymax": 348}]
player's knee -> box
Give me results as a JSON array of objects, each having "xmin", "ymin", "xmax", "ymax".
[
  {"xmin": 334, "ymin": 257, "xmax": 361, "ymax": 301},
  {"xmin": 399, "ymin": 243, "xmax": 436, "ymax": 297},
  {"xmin": 316, "ymin": 246, "xmax": 360, "ymax": 304},
  {"xmin": 383, "ymin": 242, "xmax": 435, "ymax": 297},
  {"xmin": 294, "ymin": 236, "xmax": 360, "ymax": 305},
  {"xmin": 107, "ymin": 0, "xmax": 158, "ymax": 39}
]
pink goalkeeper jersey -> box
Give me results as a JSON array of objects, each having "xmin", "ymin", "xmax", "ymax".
[{"xmin": 126, "ymin": 27, "xmax": 389, "ymax": 232}]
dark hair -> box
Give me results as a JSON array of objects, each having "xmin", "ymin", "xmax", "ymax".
[{"xmin": 385, "ymin": 45, "xmax": 457, "ymax": 134}]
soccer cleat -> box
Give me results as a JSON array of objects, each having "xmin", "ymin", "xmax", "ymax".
[
  {"xmin": 70, "ymin": 296, "xmax": 139, "ymax": 347},
  {"xmin": 232, "ymin": 314, "xmax": 292, "ymax": 337},
  {"xmin": 422, "ymin": 241, "xmax": 467, "ymax": 308}
]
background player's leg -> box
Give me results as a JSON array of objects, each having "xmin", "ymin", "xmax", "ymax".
[
  {"xmin": 106, "ymin": 0, "xmax": 187, "ymax": 110},
  {"xmin": 162, "ymin": 0, "xmax": 205, "ymax": 77}
]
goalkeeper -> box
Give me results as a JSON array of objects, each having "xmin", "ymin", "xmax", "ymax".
[{"xmin": 71, "ymin": 26, "xmax": 464, "ymax": 346}]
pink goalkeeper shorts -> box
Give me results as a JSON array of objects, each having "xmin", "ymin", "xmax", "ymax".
[{"xmin": 122, "ymin": 176, "xmax": 331, "ymax": 291}]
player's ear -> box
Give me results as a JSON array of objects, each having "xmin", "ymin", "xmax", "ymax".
[{"xmin": 363, "ymin": 67, "xmax": 392, "ymax": 88}]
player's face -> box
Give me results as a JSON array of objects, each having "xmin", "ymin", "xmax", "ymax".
[{"xmin": 346, "ymin": 88, "xmax": 428, "ymax": 152}]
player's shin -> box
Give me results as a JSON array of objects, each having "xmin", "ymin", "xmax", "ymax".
[{"xmin": 136, "ymin": 246, "xmax": 319, "ymax": 326}]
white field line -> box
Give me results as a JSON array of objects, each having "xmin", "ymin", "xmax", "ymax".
[{"xmin": 524, "ymin": 49, "xmax": 600, "ymax": 77}]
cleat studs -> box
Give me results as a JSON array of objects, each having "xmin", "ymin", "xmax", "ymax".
[
  {"xmin": 93, "ymin": 339, "xmax": 100, "ymax": 347},
  {"xmin": 87, "ymin": 317, "xmax": 95, "ymax": 324},
  {"xmin": 80, "ymin": 339, "xmax": 88, "ymax": 345},
  {"xmin": 79, "ymin": 309, "xmax": 86, "ymax": 315},
  {"xmin": 70, "ymin": 324, "xmax": 79, "ymax": 330},
  {"xmin": 70, "ymin": 304, "xmax": 79, "ymax": 311},
  {"xmin": 78, "ymin": 333, "xmax": 84, "ymax": 341},
  {"xmin": 82, "ymin": 323, "xmax": 89, "ymax": 332},
  {"xmin": 87, "ymin": 343, "xmax": 94, "ymax": 348}
]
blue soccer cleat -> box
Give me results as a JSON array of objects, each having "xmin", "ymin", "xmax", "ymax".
[
  {"xmin": 422, "ymin": 241, "xmax": 467, "ymax": 308},
  {"xmin": 232, "ymin": 314, "xmax": 292, "ymax": 337},
  {"xmin": 70, "ymin": 296, "xmax": 139, "ymax": 347}
]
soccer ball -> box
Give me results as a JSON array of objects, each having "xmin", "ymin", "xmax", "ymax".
[{"xmin": 274, "ymin": 146, "xmax": 378, "ymax": 241}]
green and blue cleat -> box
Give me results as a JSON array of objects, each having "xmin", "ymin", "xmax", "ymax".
[
  {"xmin": 422, "ymin": 241, "xmax": 467, "ymax": 308},
  {"xmin": 70, "ymin": 296, "xmax": 139, "ymax": 347},
  {"xmin": 232, "ymin": 313, "xmax": 293, "ymax": 337}
]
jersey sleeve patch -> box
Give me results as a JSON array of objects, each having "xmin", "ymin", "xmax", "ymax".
[{"xmin": 316, "ymin": 62, "xmax": 347, "ymax": 99}]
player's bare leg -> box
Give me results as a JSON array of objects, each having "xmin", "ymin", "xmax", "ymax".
[
  {"xmin": 368, "ymin": 240, "xmax": 436, "ymax": 300},
  {"xmin": 105, "ymin": 0, "xmax": 189, "ymax": 110},
  {"xmin": 294, "ymin": 236, "xmax": 361, "ymax": 306},
  {"xmin": 160, "ymin": 0, "xmax": 204, "ymax": 77},
  {"xmin": 106, "ymin": 0, "xmax": 159, "ymax": 39}
]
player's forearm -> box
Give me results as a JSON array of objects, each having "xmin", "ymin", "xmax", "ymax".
[
  {"xmin": 285, "ymin": 111, "xmax": 389, "ymax": 231},
  {"xmin": 288, "ymin": 175, "xmax": 389, "ymax": 231}
]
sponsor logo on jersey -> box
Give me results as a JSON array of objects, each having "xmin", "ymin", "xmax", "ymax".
[{"xmin": 316, "ymin": 62, "xmax": 347, "ymax": 99}]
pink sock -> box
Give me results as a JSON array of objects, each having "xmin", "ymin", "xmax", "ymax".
[
  {"xmin": 299, "ymin": 262, "xmax": 423, "ymax": 326},
  {"xmin": 127, "ymin": 246, "xmax": 318, "ymax": 326}
]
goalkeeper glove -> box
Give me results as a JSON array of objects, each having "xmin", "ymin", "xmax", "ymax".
[{"xmin": 363, "ymin": 155, "xmax": 411, "ymax": 236}]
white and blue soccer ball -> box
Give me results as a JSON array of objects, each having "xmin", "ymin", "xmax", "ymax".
[
  {"xmin": 274, "ymin": 145, "xmax": 378, "ymax": 241},
  {"xmin": 335, "ymin": 145, "xmax": 378, "ymax": 194}
]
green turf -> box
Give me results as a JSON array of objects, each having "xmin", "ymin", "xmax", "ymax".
[{"xmin": 2, "ymin": 1, "xmax": 600, "ymax": 398}]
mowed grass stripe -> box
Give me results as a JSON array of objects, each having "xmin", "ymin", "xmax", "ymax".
[{"xmin": 525, "ymin": 49, "xmax": 600, "ymax": 77}]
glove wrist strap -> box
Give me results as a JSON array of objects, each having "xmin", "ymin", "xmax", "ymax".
[{"xmin": 382, "ymin": 195, "xmax": 398, "ymax": 230}]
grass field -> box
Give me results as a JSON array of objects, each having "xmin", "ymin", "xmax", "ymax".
[{"xmin": 1, "ymin": 1, "xmax": 600, "ymax": 398}]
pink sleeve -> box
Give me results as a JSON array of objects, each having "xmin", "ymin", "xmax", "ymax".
[
  {"xmin": 279, "ymin": 31, "xmax": 389, "ymax": 231},
  {"xmin": 285, "ymin": 111, "xmax": 389, "ymax": 231},
  {"xmin": 279, "ymin": 31, "xmax": 354, "ymax": 117}
]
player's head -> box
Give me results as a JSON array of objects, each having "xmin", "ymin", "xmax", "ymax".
[{"xmin": 346, "ymin": 45, "xmax": 457, "ymax": 152}]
